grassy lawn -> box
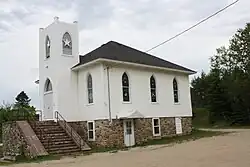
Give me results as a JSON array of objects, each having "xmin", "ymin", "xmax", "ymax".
[
  {"xmin": 137, "ymin": 128, "xmax": 228, "ymax": 147},
  {"xmin": 0, "ymin": 145, "xmax": 2, "ymax": 158},
  {"xmin": 193, "ymin": 123, "xmax": 250, "ymax": 129},
  {"xmin": 192, "ymin": 108, "xmax": 250, "ymax": 129},
  {"xmin": 0, "ymin": 155, "xmax": 61, "ymax": 166},
  {"xmin": 92, "ymin": 128, "xmax": 228, "ymax": 153}
]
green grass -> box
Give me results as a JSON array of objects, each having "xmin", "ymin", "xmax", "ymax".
[
  {"xmin": 192, "ymin": 108, "xmax": 210, "ymax": 127},
  {"xmin": 193, "ymin": 122, "xmax": 250, "ymax": 129},
  {"xmin": 192, "ymin": 108, "xmax": 250, "ymax": 129},
  {"xmin": 90, "ymin": 129, "xmax": 228, "ymax": 154},
  {"xmin": 90, "ymin": 147, "xmax": 119, "ymax": 153},
  {"xmin": 0, "ymin": 155, "xmax": 61, "ymax": 166},
  {"xmin": 0, "ymin": 145, "xmax": 2, "ymax": 158},
  {"xmin": 137, "ymin": 129, "xmax": 228, "ymax": 147}
]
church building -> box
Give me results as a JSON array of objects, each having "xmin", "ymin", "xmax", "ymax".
[{"xmin": 37, "ymin": 17, "xmax": 195, "ymax": 147}]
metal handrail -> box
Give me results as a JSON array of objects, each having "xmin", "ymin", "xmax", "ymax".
[{"xmin": 55, "ymin": 111, "xmax": 84, "ymax": 150}]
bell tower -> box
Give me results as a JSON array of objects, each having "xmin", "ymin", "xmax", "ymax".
[{"xmin": 39, "ymin": 17, "xmax": 79, "ymax": 121}]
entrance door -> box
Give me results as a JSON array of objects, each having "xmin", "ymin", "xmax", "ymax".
[
  {"xmin": 44, "ymin": 79, "xmax": 54, "ymax": 120},
  {"xmin": 123, "ymin": 120, "xmax": 135, "ymax": 147},
  {"xmin": 44, "ymin": 92, "xmax": 53, "ymax": 120},
  {"xmin": 175, "ymin": 117, "xmax": 183, "ymax": 134}
]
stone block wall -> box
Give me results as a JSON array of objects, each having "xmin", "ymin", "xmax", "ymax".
[
  {"xmin": 2, "ymin": 121, "xmax": 47, "ymax": 159},
  {"xmin": 160, "ymin": 117, "xmax": 177, "ymax": 136},
  {"xmin": 69, "ymin": 119, "xmax": 124, "ymax": 148},
  {"xmin": 133, "ymin": 118, "xmax": 153, "ymax": 145},
  {"xmin": 181, "ymin": 117, "xmax": 192, "ymax": 134},
  {"xmin": 2, "ymin": 122, "xmax": 25, "ymax": 157},
  {"xmin": 70, "ymin": 116, "xmax": 192, "ymax": 149}
]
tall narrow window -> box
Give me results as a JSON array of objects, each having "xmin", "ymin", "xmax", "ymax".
[
  {"xmin": 173, "ymin": 78, "xmax": 179, "ymax": 103},
  {"xmin": 45, "ymin": 36, "xmax": 50, "ymax": 58},
  {"xmin": 87, "ymin": 74, "xmax": 93, "ymax": 104},
  {"xmin": 62, "ymin": 32, "xmax": 72, "ymax": 55},
  {"xmin": 150, "ymin": 75, "xmax": 156, "ymax": 102},
  {"xmin": 122, "ymin": 72, "xmax": 130, "ymax": 102},
  {"xmin": 152, "ymin": 118, "xmax": 161, "ymax": 136},
  {"xmin": 87, "ymin": 121, "xmax": 95, "ymax": 141},
  {"xmin": 44, "ymin": 79, "xmax": 52, "ymax": 92}
]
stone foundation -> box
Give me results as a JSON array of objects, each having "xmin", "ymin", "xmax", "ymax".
[
  {"xmin": 181, "ymin": 117, "xmax": 192, "ymax": 134},
  {"xmin": 2, "ymin": 122, "xmax": 26, "ymax": 158},
  {"xmin": 2, "ymin": 121, "xmax": 48, "ymax": 159},
  {"xmin": 69, "ymin": 120, "xmax": 124, "ymax": 148},
  {"xmin": 70, "ymin": 117, "xmax": 192, "ymax": 148}
]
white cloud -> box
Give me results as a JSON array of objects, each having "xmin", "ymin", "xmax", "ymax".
[{"xmin": 0, "ymin": 0, "xmax": 249, "ymax": 108}]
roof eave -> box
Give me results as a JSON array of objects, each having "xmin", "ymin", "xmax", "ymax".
[{"xmin": 71, "ymin": 58, "xmax": 196, "ymax": 75}]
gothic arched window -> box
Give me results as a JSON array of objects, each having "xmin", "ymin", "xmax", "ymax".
[
  {"xmin": 62, "ymin": 32, "xmax": 72, "ymax": 55},
  {"xmin": 45, "ymin": 36, "xmax": 50, "ymax": 58},
  {"xmin": 87, "ymin": 74, "xmax": 93, "ymax": 104},
  {"xmin": 173, "ymin": 78, "xmax": 179, "ymax": 103},
  {"xmin": 44, "ymin": 79, "xmax": 52, "ymax": 92},
  {"xmin": 150, "ymin": 75, "xmax": 157, "ymax": 102},
  {"xmin": 122, "ymin": 72, "xmax": 130, "ymax": 102}
]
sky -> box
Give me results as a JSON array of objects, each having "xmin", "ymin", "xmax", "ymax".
[{"xmin": 0, "ymin": 0, "xmax": 249, "ymax": 109}]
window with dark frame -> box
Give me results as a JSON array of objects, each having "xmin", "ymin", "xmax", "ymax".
[
  {"xmin": 150, "ymin": 75, "xmax": 157, "ymax": 102},
  {"xmin": 87, "ymin": 121, "xmax": 95, "ymax": 140},
  {"xmin": 45, "ymin": 36, "xmax": 50, "ymax": 59},
  {"xmin": 87, "ymin": 74, "xmax": 93, "ymax": 104},
  {"xmin": 152, "ymin": 118, "xmax": 160, "ymax": 136},
  {"xmin": 45, "ymin": 79, "xmax": 52, "ymax": 92},
  {"xmin": 122, "ymin": 72, "xmax": 130, "ymax": 102},
  {"xmin": 173, "ymin": 78, "xmax": 179, "ymax": 103}
]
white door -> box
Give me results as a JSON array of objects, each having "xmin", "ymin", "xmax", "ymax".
[
  {"xmin": 44, "ymin": 92, "xmax": 54, "ymax": 120},
  {"xmin": 175, "ymin": 117, "xmax": 183, "ymax": 134},
  {"xmin": 123, "ymin": 120, "xmax": 135, "ymax": 147}
]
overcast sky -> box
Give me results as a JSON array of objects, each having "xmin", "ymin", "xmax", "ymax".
[{"xmin": 0, "ymin": 0, "xmax": 249, "ymax": 109}]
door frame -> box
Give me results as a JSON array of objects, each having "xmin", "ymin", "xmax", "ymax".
[
  {"xmin": 123, "ymin": 119, "xmax": 135, "ymax": 147},
  {"xmin": 43, "ymin": 91, "xmax": 54, "ymax": 120}
]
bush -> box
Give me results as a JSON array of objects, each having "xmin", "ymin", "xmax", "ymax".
[
  {"xmin": 192, "ymin": 108, "xmax": 210, "ymax": 127},
  {"xmin": 0, "ymin": 103, "xmax": 37, "ymax": 143}
]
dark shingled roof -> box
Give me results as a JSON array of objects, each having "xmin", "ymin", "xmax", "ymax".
[{"xmin": 73, "ymin": 41, "xmax": 195, "ymax": 73}]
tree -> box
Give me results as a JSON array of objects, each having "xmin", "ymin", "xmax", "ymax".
[
  {"xmin": 192, "ymin": 23, "xmax": 250, "ymax": 125},
  {"xmin": 14, "ymin": 91, "xmax": 31, "ymax": 109},
  {"xmin": 13, "ymin": 91, "xmax": 36, "ymax": 113},
  {"xmin": 191, "ymin": 71, "xmax": 210, "ymax": 108}
]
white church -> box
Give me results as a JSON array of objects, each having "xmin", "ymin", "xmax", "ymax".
[{"xmin": 36, "ymin": 17, "xmax": 195, "ymax": 147}]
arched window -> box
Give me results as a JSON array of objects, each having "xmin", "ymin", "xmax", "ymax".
[
  {"xmin": 44, "ymin": 79, "xmax": 52, "ymax": 92},
  {"xmin": 122, "ymin": 72, "xmax": 130, "ymax": 102},
  {"xmin": 45, "ymin": 36, "xmax": 50, "ymax": 58},
  {"xmin": 87, "ymin": 74, "xmax": 93, "ymax": 104},
  {"xmin": 62, "ymin": 32, "xmax": 72, "ymax": 55},
  {"xmin": 173, "ymin": 78, "xmax": 179, "ymax": 103},
  {"xmin": 150, "ymin": 75, "xmax": 157, "ymax": 102}
]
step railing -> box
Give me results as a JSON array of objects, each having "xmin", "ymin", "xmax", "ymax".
[{"xmin": 55, "ymin": 111, "xmax": 87, "ymax": 150}]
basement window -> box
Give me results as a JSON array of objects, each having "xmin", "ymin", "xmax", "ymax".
[
  {"xmin": 87, "ymin": 121, "xmax": 95, "ymax": 141},
  {"xmin": 152, "ymin": 118, "xmax": 161, "ymax": 136}
]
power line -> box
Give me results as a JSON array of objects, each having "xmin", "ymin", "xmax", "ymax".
[{"xmin": 145, "ymin": 0, "xmax": 240, "ymax": 53}]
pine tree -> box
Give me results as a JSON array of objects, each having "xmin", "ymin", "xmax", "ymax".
[
  {"xmin": 192, "ymin": 23, "xmax": 250, "ymax": 125},
  {"xmin": 14, "ymin": 91, "xmax": 31, "ymax": 109}
]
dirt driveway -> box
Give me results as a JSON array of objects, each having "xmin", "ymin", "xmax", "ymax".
[{"xmin": 8, "ymin": 129, "xmax": 250, "ymax": 167}]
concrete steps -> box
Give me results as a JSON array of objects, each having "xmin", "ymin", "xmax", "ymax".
[{"xmin": 30, "ymin": 121, "xmax": 82, "ymax": 155}]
